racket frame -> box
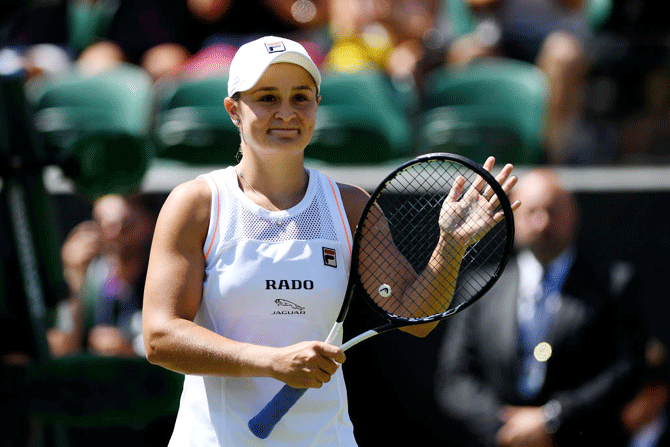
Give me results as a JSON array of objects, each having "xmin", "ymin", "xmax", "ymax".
[{"xmin": 348, "ymin": 152, "xmax": 515, "ymax": 330}]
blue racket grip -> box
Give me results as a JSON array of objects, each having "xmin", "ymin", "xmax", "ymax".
[{"xmin": 248, "ymin": 385, "xmax": 308, "ymax": 439}]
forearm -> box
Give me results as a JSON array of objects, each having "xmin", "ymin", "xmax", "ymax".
[
  {"xmin": 364, "ymin": 233, "xmax": 465, "ymax": 337},
  {"xmin": 144, "ymin": 317, "xmax": 275, "ymax": 378},
  {"xmin": 396, "ymin": 238, "xmax": 464, "ymax": 336},
  {"xmin": 399, "ymin": 235, "xmax": 465, "ymax": 317},
  {"xmin": 421, "ymin": 234, "xmax": 465, "ymax": 308}
]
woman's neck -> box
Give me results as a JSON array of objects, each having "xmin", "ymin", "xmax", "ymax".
[{"xmin": 235, "ymin": 156, "xmax": 309, "ymax": 211}]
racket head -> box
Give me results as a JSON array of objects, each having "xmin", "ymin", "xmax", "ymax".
[{"xmin": 350, "ymin": 152, "xmax": 515, "ymax": 327}]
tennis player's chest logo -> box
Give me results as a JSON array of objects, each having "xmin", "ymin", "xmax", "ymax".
[
  {"xmin": 323, "ymin": 247, "xmax": 337, "ymax": 268},
  {"xmin": 272, "ymin": 299, "xmax": 306, "ymax": 315}
]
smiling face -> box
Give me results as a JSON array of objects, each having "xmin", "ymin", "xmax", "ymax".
[{"xmin": 226, "ymin": 63, "xmax": 320, "ymax": 158}]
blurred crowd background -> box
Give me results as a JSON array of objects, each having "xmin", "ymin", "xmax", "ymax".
[
  {"xmin": 2, "ymin": 0, "xmax": 670, "ymax": 170},
  {"xmin": 2, "ymin": 0, "xmax": 670, "ymax": 446}
]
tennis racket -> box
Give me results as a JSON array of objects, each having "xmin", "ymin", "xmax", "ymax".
[{"xmin": 248, "ymin": 152, "xmax": 516, "ymax": 438}]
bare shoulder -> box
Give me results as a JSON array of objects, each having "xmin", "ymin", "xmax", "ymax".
[
  {"xmin": 155, "ymin": 177, "xmax": 212, "ymax": 246},
  {"xmin": 337, "ymin": 182, "xmax": 370, "ymax": 232}
]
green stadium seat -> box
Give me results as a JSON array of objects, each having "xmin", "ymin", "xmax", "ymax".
[
  {"xmin": 444, "ymin": 0, "xmax": 476, "ymax": 39},
  {"xmin": 66, "ymin": 0, "xmax": 119, "ymax": 56},
  {"xmin": 154, "ymin": 75, "xmax": 239, "ymax": 166},
  {"xmin": 585, "ymin": 0, "xmax": 613, "ymax": 30},
  {"xmin": 29, "ymin": 63, "xmax": 154, "ymax": 198},
  {"xmin": 308, "ymin": 70, "xmax": 414, "ymax": 164},
  {"xmin": 417, "ymin": 104, "xmax": 524, "ymax": 164},
  {"xmin": 419, "ymin": 59, "xmax": 549, "ymax": 164}
]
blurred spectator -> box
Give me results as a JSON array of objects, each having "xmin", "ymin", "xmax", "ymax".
[
  {"xmin": 609, "ymin": 260, "xmax": 670, "ymax": 446},
  {"xmin": 48, "ymin": 194, "xmax": 155, "ymax": 358},
  {"xmin": 76, "ymin": 0, "xmax": 191, "ymax": 82},
  {"xmin": 440, "ymin": 0, "xmax": 592, "ymax": 164},
  {"xmin": 178, "ymin": 0, "xmax": 330, "ymax": 79},
  {"xmin": 3, "ymin": 0, "xmax": 190, "ymax": 83},
  {"xmin": 620, "ymin": 68, "xmax": 670, "ymax": 163},
  {"xmin": 324, "ymin": 0, "xmax": 442, "ymax": 86},
  {"xmin": 435, "ymin": 168, "xmax": 644, "ymax": 446}
]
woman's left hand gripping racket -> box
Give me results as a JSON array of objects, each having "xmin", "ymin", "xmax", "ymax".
[{"xmin": 248, "ymin": 153, "xmax": 518, "ymax": 438}]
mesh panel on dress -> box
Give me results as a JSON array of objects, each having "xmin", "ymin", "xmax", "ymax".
[{"xmin": 223, "ymin": 182, "xmax": 339, "ymax": 243}]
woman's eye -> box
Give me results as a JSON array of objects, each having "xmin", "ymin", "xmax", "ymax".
[
  {"xmin": 294, "ymin": 94, "xmax": 314, "ymax": 104},
  {"xmin": 259, "ymin": 95, "xmax": 276, "ymax": 102}
]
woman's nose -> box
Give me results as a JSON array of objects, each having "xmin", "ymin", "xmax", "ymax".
[{"xmin": 274, "ymin": 100, "xmax": 296, "ymax": 121}]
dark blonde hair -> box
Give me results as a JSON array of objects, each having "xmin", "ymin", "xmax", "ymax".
[{"xmin": 230, "ymin": 92, "xmax": 242, "ymax": 161}]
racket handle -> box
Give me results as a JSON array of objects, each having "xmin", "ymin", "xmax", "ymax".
[{"xmin": 248, "ymin": 385, "xmax": 308, "ymax": 439}]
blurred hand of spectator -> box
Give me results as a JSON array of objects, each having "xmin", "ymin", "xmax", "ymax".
[
  {"xmin": 621, "ymin": 381, "xmax": 670, "ymax": 433},
  {"xmin": 620, "ymin": 337, "xmax": 670, "ymax": 437},
  {"xmin": 61, "ymin": 220, "xmax": 102, "ymax": 296},
  {"xmin": 496, "ymin": 406, "xmax": 558, "ymax": 447},
  {"xmin": 88, "ymin": 325, "xmax": 136, "ymax": 357}
]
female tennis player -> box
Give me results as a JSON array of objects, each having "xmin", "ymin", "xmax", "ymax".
[{"xmin": 142, "ymin": 35, "xmax": 520, "ymax": 446}]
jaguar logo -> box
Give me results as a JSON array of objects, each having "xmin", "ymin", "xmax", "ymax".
[
  {"xmin": 272, "ymin": 299, "xmax": 306, "ymax": 315},
  {"xmin": 274, "ymin": 299, "xmax": 305, "ymax": 311}
]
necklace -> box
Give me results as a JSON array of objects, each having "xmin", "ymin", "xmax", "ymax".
[{"xmin": 236, "ymin": 168, "xmax": 309, "ymax": 226}]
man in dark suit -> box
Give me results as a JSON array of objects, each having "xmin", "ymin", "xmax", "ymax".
[{"xmin": 435, "ymin": 168, "xmax": 644, "ymax": 447}]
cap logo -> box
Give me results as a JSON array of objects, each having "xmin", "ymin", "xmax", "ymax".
[{"xmin": 265, "ymin": 41, "xmax": 286, "ymax": 53}]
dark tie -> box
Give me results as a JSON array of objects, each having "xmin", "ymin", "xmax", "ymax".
[{"xmin": 517, "ymin": 254, "xmax": 573, "ymax": 399}]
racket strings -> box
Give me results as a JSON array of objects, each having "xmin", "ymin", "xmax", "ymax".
[{"xmin": 356, "ymin": 160, "xmax": 510, "ymax": 321}]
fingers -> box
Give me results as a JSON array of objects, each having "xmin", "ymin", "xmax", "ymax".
[
  {"xmin": 310, "ymin": 343, "xmax": 345, "ymax": 386},
  {"xmin": 466, "ymin": 156, "xmax": 502, "ymax": 201},
  {"xmin": 315, "ymin": 342, "xmax": 346, "ymax": 364},
  {"xmin": 476, "ymin": 158, "xmax": 519, "ymax": 207},
  {"xmin": 477, "ymin": 155, "xmax": 496, "ymax": 191},
  {"xmin": 447, "ymin": 175, "xmax": 466, "ymax": 202},
  {"xmin": 497, "ymin": 164, "xmax": 517, "ymax": 195},
  {"xmin": 277, "ymin": 342, "xmax": 345, "ymax": 389},
  {"xmin": 483, "ymin": 155, "xmax": 496, "ymax": 172},
  {"xmin": 487, "ymin": 166, "xmax": 517, "ymax": 208}
]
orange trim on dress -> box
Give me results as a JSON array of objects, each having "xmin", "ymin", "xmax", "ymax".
[
  {"xmin": 204, "ymin": 174, "xmax": 220, "ymax": 260},
  {"xmin": 327, "ymin": 176, "xmax": 352, "ymax": 255}
]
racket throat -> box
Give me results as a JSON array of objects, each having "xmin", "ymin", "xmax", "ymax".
[
  {"xmin": 325, "ymin": 323, "xmax": 379, "ymax": 352},
  {"xmin": 341, "ymin": 330, "xmax": 379, "ymax": 351},
  {"xmin": 325, "ymin": 322, "xmax": 344, "ymax": 345}
]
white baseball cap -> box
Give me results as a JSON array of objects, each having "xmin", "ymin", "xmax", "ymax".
[{"xmin": 227, "ymin": 36, "xmax": 321, "ymax": 97}]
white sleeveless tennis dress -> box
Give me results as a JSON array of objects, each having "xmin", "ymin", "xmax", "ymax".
[{"xmin": 168, "ymin": 167, "xmax": 357, "ymax": 446}]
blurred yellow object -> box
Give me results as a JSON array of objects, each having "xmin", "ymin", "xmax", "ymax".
[{"xmin": 325, "ymin": 24, "xmax": 393, "ymax": 73}]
